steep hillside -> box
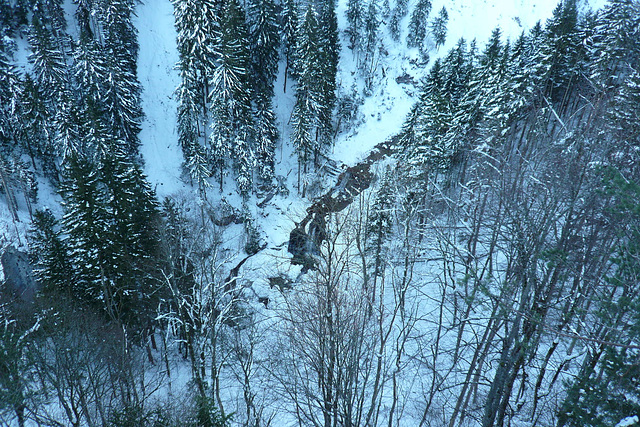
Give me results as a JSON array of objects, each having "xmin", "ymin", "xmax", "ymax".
[{"xmin": 1, "ymin": 0, "xmax": 637, "ymax": 426}]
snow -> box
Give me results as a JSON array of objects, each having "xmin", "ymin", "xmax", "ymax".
[
  {"xmin": 617, "ymin": 416, "xmax": 640, "ymax": 427},
  {"xmin": 135, "ymin": 0, "xmax": 187, "ymax": 198}
]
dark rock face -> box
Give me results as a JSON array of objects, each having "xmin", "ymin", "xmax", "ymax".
[
  {"xmin": 1, "ymin": 246, "xmax": 37, "ymax": 301},
  {"xmin": 288, "ymin": 136, "xmax": 399, "ymax": 269}
]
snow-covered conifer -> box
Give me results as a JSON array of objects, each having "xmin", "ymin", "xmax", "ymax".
[
  {"xmin": 431, "ymin": 6, "xmax": 448, "ymax": 49},
  {"xmin": 406, "ymin": 0, "xmax": 431, "ymax": 49}
]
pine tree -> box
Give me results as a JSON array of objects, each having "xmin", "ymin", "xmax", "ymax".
[
  {"xmin": 431, "ymin": 6, "xmax": 448, "ymax": 50},
  {"xmin": 317, "ymin": 0, "xmax": 339, "ymax": 147},
  {"xmin": 389, "ymin": 0, "xmax": 408, "ymax": 42},
  {"xmin": 28, "ymin": 16, "xmax": 68, "ymax": 103},
  {"xmin": 29, "ymin": 209, "xmax": 70, "ymax": 296},
  {"xmin": 291, "ymin": 4, "xmax": 321, "ymax": 170},
  {"xmin": 209, "ymin": 0, "xmax": 254, "ymax": 195},
  {"xmin": 346, "ymin": 0, "xmax": 364, "ymax": 50},
  {"xmin": 406, "ymin": 0, "xmax": 431, "ymax": 49},
  {"xmin": 590, "ymin": 0, "xmax": 640, "ymax": 89},
  {"xmin": 248, "ymin": 0, "xmax": 280, "ymax": 188},
  {"xmin": 280, "ymin": 0, "xmax": 298, "ymax": 91}
]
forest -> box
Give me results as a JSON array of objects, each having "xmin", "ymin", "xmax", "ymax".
[{"xmin": 0, "ymin": 0, "xmax": 639, "ymax": 426}]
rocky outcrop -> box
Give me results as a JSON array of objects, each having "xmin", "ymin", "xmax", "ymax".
[
  {"xmin": 1, "ymin": 246, "xmax": 37, "ymax": 301},
  {"xmin": 288, "ymin": 136, "xmax": 400, "ymax": 268}
]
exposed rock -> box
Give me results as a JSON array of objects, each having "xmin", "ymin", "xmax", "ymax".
[
  {"xmin": 288, "ymin": 136, "xmax": 400, "ymax": 269},
  {"xmin": 1, "ymin": 246, "xmax": 37, "ymax": 301},
  {"xmin": 268, "ymin": 275, "xmax": 293, "ymax": 292},
  {"xmin": 395, "ymin": 72, "xmax": 417, "ymax": 86}
]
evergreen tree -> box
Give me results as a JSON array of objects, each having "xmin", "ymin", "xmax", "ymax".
[
  {"xmin": 98, "ymin": 0, "xmax": 139, "ymax": 75},
  {"xmin": 0, "ymin": 50, "xmax": 26, "ymax": 222},
  {"xmin": 102, "ymin": 53, "xmax": 144, "ymax": 155},
  {"xmin": 431, "ymin": 6, "xmax": 448, "ymax": 49},
  {"xmin": 60, "ymin": 154, "xmax": 110, "ymax": 305},
  {"xmin": 280, "ymin": 0, "xmax": 298, "ymax": 91},
  {"xmin": 590, "ymin": 0, "xmax": 640, "ymax": 89},
  {"xmin": 73, "ymin": 35, "xmax": 109, "ymax": 108},
  {"xmin": 173, "ymin": 0, "xmax": 219, "ymax": 113},
  {"xmin": 209, "ymin": 0, "xmax": 254, "ymax": 195},
  {"xmin": 406, "ymin": 0, "xmax": 431, "ymax": 49},
  {"xmin": 403, "ymin": 59, "xmax": 453, "ymax": 171},
  {"xmin": 52, "ymin": 93, "xmax": 83, "ymax": 161},
  {"xmin": 291, "ymin": 4, "xmax": 321, "ymax": 170},
  {"xmin": 380, "ymin": 0, "xmax": 390, "ymax": 20},
  {"xmin": 19, "ymin": 75, "xmax": 58, "ymax": 178},
  {"xmin": 60, "ymin": 149, "xmax": 163, "ymax": 329},
  {"xmin": 346, "ymin": 0, "xmax": 364, "ymax": 50},
  {"xmin": 99, "ymin": 149, "xmax": 164, "ymax": 327},
  {"xmin": 389, "ymin": 0, "xmax": 408, "ymax": 42},
  {"xmin": 29, "ymin": 209, "xmax": 70, "ymax": 296},
  {"xmin": 541, "ymin": 0, "xmax": 581, "ymax": 104},
  {"xmin": 361, "ymin": 0, "xmax": 381, "ymax": 90},
  {"xmin": 248, "ymin": 0, "xmax": 280, "ymax": 187},
  {"xmin": 28, "ymin": 16, "xmax": 68, "ymax": 103},
  {"xmin": 558, "ymin": 171, "xmax": 640, "ymax": 427},
  {"xmin": 367, "ymin": 169, "xmax": 394, "ymax": 282},
  {"xmin": 176, "ymin": 67, "xmax": 211, "ymax": 190},
  {"xmin": 317, "ymin": 0, "xmax": 339, "ymax": 147}
]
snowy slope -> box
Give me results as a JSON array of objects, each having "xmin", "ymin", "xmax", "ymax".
[
  {"xmin": 331, "ymin": 0, "xmax": 607, "ymax": 166},
  {"xmin": 135, "ymin": 0, "xmax": 187, "ymax": 198}
]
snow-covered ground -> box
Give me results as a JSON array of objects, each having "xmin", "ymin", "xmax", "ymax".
[{"xmin": 135, "ymin": 0, "xmax": 187, "ymax": 198}]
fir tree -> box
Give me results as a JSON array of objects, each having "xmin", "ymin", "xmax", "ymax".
[
  {"xmin": 60, "ymin": 149, "xmax": 163, "ymax": 329},
  {"xmin": 280, "ymin": 0, "xmax": 298, "ymax": 91},
  {"xmin": 361, "ymin": 0, "xmax": 381, "ymax": 90},
  {"xmin": 209, "ymin": 0, "xmax": 254, "ymax": 195},
  {"xmin": 291, "ymin": 4, "xmax": 321, "ymax": 170},
  {"xmin": 98, "ymin": 0, "xmax": 139, "ymax": 75},
  {"xmin": 60, "ymin": 154, "xmax": 110, "ymax": 305},
  {"xmin": 590, "ymin": 0, "xmax": 640, "ymax": 89},
  {"xmin": 389, "ymin": 0, "xmax": 408, "ymax": 42},
  {"xmin": 102, "ymin": 53, "xmax": 144, "ymax": 155},
  {"xmin": 346, "ymin": 0, "xmax": 364, "ymax": 50},
  {"xmin": 558, "ymin": 171, "xmax": 640, "ymax": 427},
  {"xmin": 248, "ymin": 0, "xmax": 280, "ymax": 187},
  {"xmin": 431, "ymin": 6, "xmax": 448, "ymax": 50},
  {"xmin": 317, "ymin": 0, "xmax": 339, "ymax": 147},
  {"xmin": 406, "ymin": 0, "xmax": 431, "ymax": 49},
  {"xmin": 73, "ymin": 35, "xmax": 109, "ymax": 107},
  {"xmin": 541, "ymin": 0, "xmax": 581, "ymax": 104},
  {"xmin": 29, "ymin": 209, "xmax": 70, "ymax": 296},
  {"xmin": 19, "ymin": 75, "xmax": 57, "ymax": 178},
  {"xmin": 28, "ymin": 16, "xmax": 68, "ymax": 103}
]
